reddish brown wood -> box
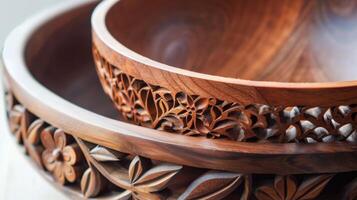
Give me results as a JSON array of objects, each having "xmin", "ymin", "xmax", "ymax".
[
  {"xmin": 41, "ymin": 128, "xmax": 84, "ymax": 185},
  {"xmin": 5, "ymin": 100, "xmax": 357, "ymax": 200},
  {"xmin": 92, "ymin": 0, "xmax": 357, "ymax": 107},
  {"xmin": 255, "ymin": 175, "xmax": 334, "ymax": 200},
  {"xmin": 94, "ymin": 45, "xmax": 357, "ymax": 144},
  {"xmin": 104, "ymin": 0, "xmax": 349, "ymax": 83},
  {"xmin": 3, "ymin": 0, "xmax": 357, "ymax": 175},
  {"xmin": 92, "ymin": 0, "xmax": 357, "ymax": 144},
  {"xmin": 1, "ymin": 0, "xmax": 357, "ymax": 199}
]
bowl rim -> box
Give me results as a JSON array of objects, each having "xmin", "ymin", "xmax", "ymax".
[
  {"xmin": 92, "ymin": 0, "xmax": 357, "ymax": 89},
  {"xmin": 3, "ymin": 0, "xmax": 357, "ymax": 174},
  {"xmin": 91, "ymin": 0, "xmax": 357, "ymax": 107}
]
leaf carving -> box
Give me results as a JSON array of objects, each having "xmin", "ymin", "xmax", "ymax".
[
  {"xmin": 81, "ymin": 167, "xmax": 103, "ymax": 198},
  {"xmin": 8, "ymin": 104, "xmax": 29, "ymax": 143},
  {"xmin": 129, "ymin": 156, "xmax": 150, "ymax": 183},
  {"xmin": 94, "ymin": 49, "xmax": 357, "ymax": 143},
  {"xmin": 178, "ymin": 171, "xmax": 244, "ymax": 200},
  {"xmin": 90, "ymin": 145, "xmax": 127, "ymax": 162},
  {"xmin": 255, "ymin": 185, "xmax": 280, "ymax": 200},
  {"xmin": 7, "ymin": 93, "xmax": 349, "ymax": 200},
  {"xmin": 255, "ymin": 174, "xmax": 334, "ymax": 200},
  {"xmin": 293, "ymin": 174, "xmax": 334, "ymax": 200},
  {"xmin": 275, "ymin": 176, "xmax": 297, "ymax": 200},
  {"xmin": 134, "ymin": 164, "xmax": 182, "ymax": 192},
  {"xmin": 112, "ymin": 190, "xmax": 132, "ymax": 200},
  {"xmin": 23, "ymin": 119, "xmax": 46, "ymax": 168},
  {"xmin": 143, "ymin": 87, "xmax": 157, "ymax": 121},
  {"xmin": 26, "ymin": 119, "xmax": 45, "ymax": 145}
]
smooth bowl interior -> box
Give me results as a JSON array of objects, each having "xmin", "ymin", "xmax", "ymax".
[
  {"xmin": 106, "ymin": 0, "xmax": 357, "ymax": 83},
  {"xmin": 25, "ymin": 2, "xmax": 117, "ymax": 118}
]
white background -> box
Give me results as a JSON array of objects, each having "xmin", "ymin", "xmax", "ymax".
[{"xmin": 0, "ymin": 0, "xmax": 68, "ymax": 199}]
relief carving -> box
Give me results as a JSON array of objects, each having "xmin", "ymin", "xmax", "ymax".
[
  {"xmin": 5, "ymin": 83, "xmax": 354, "ymax": 200},
  {"xmin": 94, "ymin": 46, "xmax": 357, "ymax": 143}
]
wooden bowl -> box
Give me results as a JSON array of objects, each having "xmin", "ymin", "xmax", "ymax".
[
  {"xmin": 2, "ymin": 0, "xmax": 357, "ymax": 199},
  {"xmin": 92, "ymin": 0, "xmax": 357, "ymax": 144}
]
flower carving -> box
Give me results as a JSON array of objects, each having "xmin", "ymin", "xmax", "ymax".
[
  {"xmin": 5, "ymin": 92, "xmax": 354, "ymax": 200},
  {"xmin": 255, "ymin": 175, "xmax": 333, "ymax": 200},
  {"xmin": 174, "ymin": 92, "xmax": 211, "ymax": 135},
  {"xmin": 93, "ymin": 45, "xmax": 113, "ymax": 96},
  {"xmin": 200, "ymin": 102, "xmax": 247, "ymax": 140},
  {"xmin": 41, "ymin": 128, "xmax": 84, "ymax": 185},
  {"xmin": 113, "ymin": 73, "xmax": 137, "ymax": 120},
  {"xmin": 93, "ymin": 45, "xmax": 357, "ymax": 143}
]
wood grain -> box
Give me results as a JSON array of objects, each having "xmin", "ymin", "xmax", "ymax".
[
  {"xmin": 3, "ymin": 0, "xmax": 357, "ymax": 175},
  {"xmin": 5, "ymin": 101, "xmax": 357, "ymax": 200},
  {"xmin": 93, "ymin": 0, "xmax": 357, "ymax": 145},
  {"xmin": 94, "ymin": 45, "xmax": 357, "ymax": 144},
  {"xmin": 1, "ymin": 1, "xmax": 357, "ymax": 199},
  {"xmin": 93, "ymin": 0, "xmax": 357, "ymax": 106}
]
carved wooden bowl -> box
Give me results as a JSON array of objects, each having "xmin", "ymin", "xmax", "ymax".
[
  {"xmin": 2, "ymin": 0, "xmax": 357, "ymax": 199},
  {"xmin": 92, "ymin": 0, "xmax": 357, "ymax": 144}
]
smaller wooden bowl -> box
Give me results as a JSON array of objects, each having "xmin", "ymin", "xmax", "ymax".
[{"xmin": 92, "ymin": 0, "xmax": 357, "ymax": 144}]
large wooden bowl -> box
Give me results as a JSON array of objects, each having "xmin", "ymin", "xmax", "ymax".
[
  {"xmin": 2, "ymin": 0, "xmax": 357, "ymax": 199},
  {"xmin": 92, "ymin": 0, "xmax": 357, "ymax": 144}
]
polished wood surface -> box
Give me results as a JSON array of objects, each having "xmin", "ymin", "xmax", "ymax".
[
  {"xmin": 93, "ymin": 0, "xmax": 357, "ymax": 144},
  {"xmin": 106, "ymin": 0, "xmax": 357, "ymax": 83},
  {"xmin": 93, "ymin": 44, "xmax": 357, "ymax": 144},
  {"xmin": 93, "ymin": 0, "xmax": 357, "ymax": 107},
  {"xmin": 2, "ymin": 0, "xmax": 355, "ymax": 175},
  {"xmin": 2, "ymin": 0, "xmax": 357, "ymax": 199},
  {"xmin": 7, "ymin": 102, "xmax": 356, "ymax": 199}
]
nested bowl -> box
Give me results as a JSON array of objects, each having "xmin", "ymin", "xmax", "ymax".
[
  {"xmin": 2, "ymin": 0, "xmax": 357, "ymax": 199},
  {"xmin": 92, "ymin": 0, "xmax": 357, "ymax": 144}
]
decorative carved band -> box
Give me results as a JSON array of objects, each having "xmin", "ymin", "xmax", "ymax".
[
  {"xmin": 93, "ymin": 46, "xmax": 357, "ymax": 144},
  {"xmin": 5, "ymin": 79, "xmax": 357, "ymax": 200}
]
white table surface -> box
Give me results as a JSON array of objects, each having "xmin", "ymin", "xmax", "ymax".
[
  {"xmin": 0, "ymin": 1, "xmax": 71, "ymax": 199},
  {"xmin": 0, "ymin": 67, "xmax": 69, "ymax": 200}
]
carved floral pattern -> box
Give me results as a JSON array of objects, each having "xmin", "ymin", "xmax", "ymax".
[
  {"xmin": 41, "ymin": 128, "xmax": 84, "ymax": 185},
  {"xmin": 255, "ymin": 175, "xmax": 334, "ymax": 200},
  {"xmin": 93, "ymin": 46, "xmax": 357, "ymax": 143},
  {"xmin": 5, "ymin": 86, "xmax": 356, "ymax": 200},
  {"xmin": 6, "ymin": 99, "xmax": 86, "ymax": 184},
  {"xmin": 8, "ymin": 104, "xmax": 44, "ymax": 167},
  {"xmin": 178, "ymin": 171, "xmax": 246, "ymax": 200},
  {"xmin": 78, "ymin": 139, "xmax": 184, "ymax": 199}
]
